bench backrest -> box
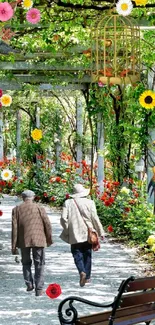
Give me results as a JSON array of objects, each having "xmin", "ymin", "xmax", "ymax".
[{"xmin": 120, "ymin": 275, "xmax": 155, "ymax": 308}]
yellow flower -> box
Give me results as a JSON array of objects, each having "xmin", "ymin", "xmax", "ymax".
[
  {"xmin": 1, "ymin": 94, "xmax": 12, "ymax": 107},
  {"xmin": 139, "ymin": 90, "xmax": 155, "ymax": 109},
  {"xmin": 120, "ymin": 187, "xmax": 130, "ymax": 194},
  {"xmin": 146, "ymin": 218, "xmax": 152, "ymax": 223},
  {"xmin": 22, "ymin": 0, "xmax": 33, "ymax": 9},
  {"xmin": 146, "ymin": 235, "xmax": 155, "ymax": 246},
  {"xmin": 1, "ymin": 169, "xmax": 13, "ymax": 180},
  {"xmin": 151, "ymin": 244, "xmax": 155, "ymax": 253},
  {"xmin": 31, "ymin": 128, "xmax": 42, "ymax": 141},
  {"xmin": 133, "ymin": 0, "xmax": 147, "ymax": 5}
]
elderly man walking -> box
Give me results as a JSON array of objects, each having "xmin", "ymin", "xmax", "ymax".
[{"xmin": 11, "ymin": 190, "xmax": 53, "ymax": 296}]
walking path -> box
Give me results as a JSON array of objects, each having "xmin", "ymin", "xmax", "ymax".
[{"xmin": 0, "ymin": 195, "xmax": 149, "ymax": 325}]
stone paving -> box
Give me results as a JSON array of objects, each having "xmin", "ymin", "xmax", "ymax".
[{"xmin": 0, "ymin": 195, "xmax": 149, "ymax": 325}]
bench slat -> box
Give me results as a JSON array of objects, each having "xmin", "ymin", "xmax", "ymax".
[
  {"xmin": 76, "ymin": 303, "xmax": 155, "ymax": 325},
  {"xmin": 121, "ymin": 290, "xmax": 155, "ymax": 308},
  {"xmin": 76, "ymin": 305, "xmax": 155, "ymax": 325},
  {"xmin": 126, "ymin": 276, "xmax": 155, "ymax": 292}
]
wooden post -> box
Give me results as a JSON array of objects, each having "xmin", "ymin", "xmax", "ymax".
[
  {"xmin": 36, "ymin": 106, "xmax": 40, "ymax": 128},
  {"xmin": 97, "ymin": 112, "xmax": 104, "ymax": 194},
  {"xmin": 76, "ymin": 98, "xmax": 83, "ymax": 174},
  {"xmin": 16, "ymin": 110, "xmax": 21, "ymax": 176},
  {"xmin": 0, "ymin": 111, "xmax": 3, "ymax": 161}
]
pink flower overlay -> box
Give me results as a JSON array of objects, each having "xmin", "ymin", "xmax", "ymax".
[
  {"xmin": 26, "ymin": 8, "xmax": 41, "ymax": 24},
  {"xmin": 0, "ymin": 2, "xmax": 14, "ymax": 22}
]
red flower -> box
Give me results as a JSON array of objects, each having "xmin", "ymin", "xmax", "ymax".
[
  {"xmin": 0, "ymin": 89, "xmax": 3, "ymax": 97},
  {"xmin": 46, "ymin": 283, "xmax": 62, "ymax": 299},
  {"xmin": 124, "ymin": 207, "xmax": 130, "ymax": 212},
  {"xmin": 113, "ymin": 181, "xmax": 120, "ymax": 186},
  {"xmin": 104, "ymin": 200, "xmax": 111, "ymax": 206},
  {"xmin": 107, "ymin": 225, "xmax": 113, "ymax": 232},
  {"xmin": 109, "ymin": 197, "xmax": 115, "ymax": 204},
  {"xmin": 66, "ymin": 193, "xmax": 70, "ymax": 199},
  {"xmin": 55, "ymin": 176, "xmax": 61, "ymax": 182},
  {"xmin": 134, "ymin": 192, "xmax": 139, "ymax": 198},
  {"xmin": 50, "ymin": 196, "xmax": 56, "ymax": 201},
  {"xmin": 43, "ymin": 192, "xmax": 48, "ymax": 197},
  {"xmin": 81, "ymin": 160, "xmax": 87, "ymax": 167},
  {"xmin": 8, "ymin": 182, "xmax": 12, "ymax": 187},
  {"xmin": 0, "ymin": 210, "xmax": 3, "ymax": 216}
]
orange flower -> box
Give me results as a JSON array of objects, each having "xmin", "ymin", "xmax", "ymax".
[
  {"xmin": 65, "ymin": 169, "xmax": 71, "ymax": 173},
  {"xmin": 61, "ymin": 179, "xmax": 67, "ymax": 183}
]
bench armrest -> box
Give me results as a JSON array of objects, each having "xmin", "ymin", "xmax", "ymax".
[{"xmin": 58, "ymin": 296, "xmax": 114, "ymax": 324}]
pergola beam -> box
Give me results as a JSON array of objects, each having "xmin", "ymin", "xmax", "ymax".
[
  {"xmin": 0, "ymin": 81, "xmax": 88, "ymax": 91},
  {"xmin": 0, "ymin": 61, "xmax": 90, "ymax": 71},
  {"xmin": 3, "ymin": 74, "xmax": 91, "ymax": 83}
]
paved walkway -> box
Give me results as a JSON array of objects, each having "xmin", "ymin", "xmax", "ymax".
[{"xmin": 0, "ymin": 195, "xmax": 149, "ymax": 325}]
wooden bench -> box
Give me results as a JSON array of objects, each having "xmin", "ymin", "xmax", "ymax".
[{"xmin": 58, "ymin": 275, "xmax": 155, "ymax": 325}]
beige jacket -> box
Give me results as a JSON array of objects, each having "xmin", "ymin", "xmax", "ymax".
[
  {"xmin": 60, "ymin": 197, "xmax": 104, "ymax": 244},
  {"xmin": 12, "ymin": 201, "xmax": 52, "ymax": 249}
]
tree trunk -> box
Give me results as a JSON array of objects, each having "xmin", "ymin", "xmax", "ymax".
[{"xmin": 76, "ymin": 98, "xmax": 83, "ymax": 174}]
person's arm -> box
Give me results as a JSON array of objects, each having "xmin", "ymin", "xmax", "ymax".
[
  {"xmin": 39, "ymin": 207, "xmax": 53, "ymax": 246},
  {"xmin": 91, "ymin": 201, "xmax": 105, "ymax": 237},
  {"xmin": 11, "ymin": 208, "xmax": 18, "ymax": 254},
  {"xmin": 60, "ymin": 201, "xmax": 68, "ymax": 231}
]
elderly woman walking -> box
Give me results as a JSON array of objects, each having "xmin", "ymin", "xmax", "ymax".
[{"xmin": 60, "ymin": 183, "xmax": 104, "ymax": 287}]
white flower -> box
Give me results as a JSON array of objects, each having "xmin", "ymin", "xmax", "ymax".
[
  {"xmin": 120, "ymin": 187, "xmax": 130, "ymax": 194},
  {"xmin": 116, "ymin": 0, "xmax": 133, "ymax": 16},
  {"xmin": 1, "ymin": 169, "xmax": 13, "ymax": 180}
]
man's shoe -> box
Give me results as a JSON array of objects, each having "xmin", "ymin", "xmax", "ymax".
[
  {"xmin": 26, "ymin": 285, "xmax": 34, "ymax": 292},
  {"xmin": 80, "ymin": 272, "xmax": 86, "ymax": 287},
  {"xmin": 35, "ymin": 289, "xmax": 44, "ymax": 296}
]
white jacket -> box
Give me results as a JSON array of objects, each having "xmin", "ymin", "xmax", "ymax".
[{"xmin": 60, "ymin": 197, "xmax": 104, "ymax": 244}]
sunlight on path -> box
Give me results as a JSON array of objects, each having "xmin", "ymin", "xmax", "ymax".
[{"xmin": 0, "ymin": 195, "xmax": 148, "ymax": 325}]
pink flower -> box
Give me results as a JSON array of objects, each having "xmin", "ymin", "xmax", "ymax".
[
  {"xmin": 0, "ymin": 89, "xmax": 3, "ymax": 97},
  {"xmin": 98, "ymin": 81, "xmax": 104, "ymax": 87},
  {"xmin": 0, "ymin": 2, "xmax": 14, "ymax": 22},
  {"xmin": 26, "ymin": 8, "xmax": 41, "ymax": 24}
]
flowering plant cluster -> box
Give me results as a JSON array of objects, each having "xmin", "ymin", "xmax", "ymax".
[
  {"xmin": 95, "ymin": 178, "xmax": 154, "ymax": 244},
  {"xmin": 146, "ymin": 235, "xmax": 155, "ymax": 253},
  {"xmin": 0, "ymin": 153, "xmax": 97, "ymax": 206},
  {"xmin": 0, "ymin": 1, "xmax": 41, "ymax": 24}
]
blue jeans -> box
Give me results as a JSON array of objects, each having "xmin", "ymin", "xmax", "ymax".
[
  {"xmin": 21, "ymin": 247, "xmax": 45, "ymax": 290},
  {"xmin": 71, "ymin": 241, "xmax": 92, "ymax": 279}
]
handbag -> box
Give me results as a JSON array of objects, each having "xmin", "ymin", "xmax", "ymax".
[{"xmin": 74, "ymin": 199, "xmax": 99, "ymax": 246}]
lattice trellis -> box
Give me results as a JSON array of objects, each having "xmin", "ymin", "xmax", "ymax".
[{"xmin": 91, "ymin": 13, "xmax": 141, "ymax": 85}]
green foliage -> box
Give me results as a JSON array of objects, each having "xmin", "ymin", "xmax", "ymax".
[{"xmin": 95, "ymin": 182, "xmax": 155, "ymax": 244}]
